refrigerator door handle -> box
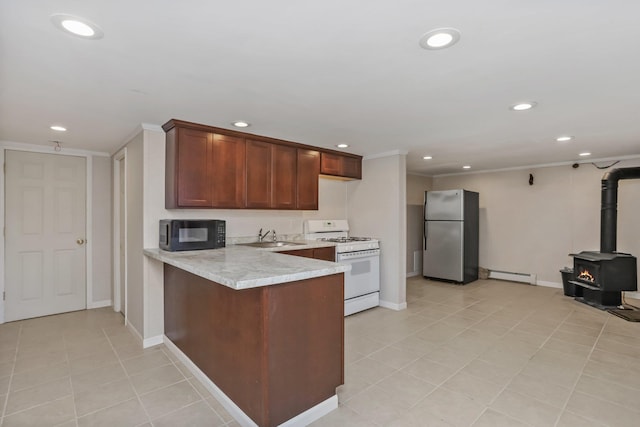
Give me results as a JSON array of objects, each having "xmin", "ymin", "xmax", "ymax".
[
  {"xmin": 423, "ymin": 199, "xmax": 427, "ymax": 250},
  {"xmin": 424, "ymin": 222, "xmax": 427, "ymax": 250}
]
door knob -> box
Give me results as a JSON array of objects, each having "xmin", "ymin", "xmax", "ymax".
[{"xmin": 76, "ymin": 238, "xmax": 85, "ymax": 245}]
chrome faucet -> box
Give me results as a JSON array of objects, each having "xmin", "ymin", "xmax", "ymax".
[{"xmin": 258, "ymin": 228, "xmax": 271, "ymax": 242}]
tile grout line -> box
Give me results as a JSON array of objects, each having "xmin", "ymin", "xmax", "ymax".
[
  {"xmin": 0, "ymin": 323, "xmax": 22, "ymax": 423},
  {"xmin": 102, "ymin": 326, "xmax": 155, "ymax": 426},
  {"xmin": 65, "ymin": 328, "xmax": 80, "ymax": 426},
  {"xmin": 471, "ymin": 305, "xmax": 578, "ymax": 426},
  {"xmin": 551, "ymin": 314, "xmax": 611, "ymax": 427},
  {"xmin": 405, "ymin": 293, "xmax": 574, "ymax": 426}
]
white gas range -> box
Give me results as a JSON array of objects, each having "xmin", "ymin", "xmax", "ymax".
[{"xmin": 304, "ymin": 220, "xmax": 380, "ymax": 316}]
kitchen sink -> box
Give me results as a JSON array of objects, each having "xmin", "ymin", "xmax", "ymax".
[{"xmin": 239, "ymin": 241, "xmax": 306, "ymax": 248}]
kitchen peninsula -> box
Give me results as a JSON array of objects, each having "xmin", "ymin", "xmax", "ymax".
[{"xmin": 144, "ymin": 244, "xmax": 349, "ymax": 427}]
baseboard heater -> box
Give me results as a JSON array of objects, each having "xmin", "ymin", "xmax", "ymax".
[{"xmin": 488, "ymin": 270, "xmax": 537, "ymax": 285}]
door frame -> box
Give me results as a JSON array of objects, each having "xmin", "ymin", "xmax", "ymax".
[
  {"xmin": 0, "ymin": 141, "xmax": 109, "ymax": 324},
  {"xmin": 113, "ymin": 147, "xmax": 127, "ymax": 323}
]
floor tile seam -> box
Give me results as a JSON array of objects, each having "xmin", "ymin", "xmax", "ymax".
[
  {"xmin": 340, "ymin": 393, "xmax": 395, "ymax": 426},
  {"xmin": 482, "ymin": 308, "xmax": 576, "ymax": 415},
  {"xmin": 575, "ymin": 371, "xmax": 640, "ymax": 400},
  {"xmin": 148, "ymin": 397, "xmax": 224, "ymax": 426},
  {"xmin": 73, "ymin": 396, "xmax": 141, "ymax": 423},
  {"xmin": 339, "ymin": 377, "xmax": 382, "ymax": 405},
  {"xmin": 127, "ymin": 362, "xmax": 176, "ymax": 381},
  {"xmin": 469, "ymin": 406, "xmax": 535, "ymax": 427},
  {"xmin": 1, "ymin": 325, "xmax": 21, "ymax": 419},
  {"xmin": 559, "ymin": 408, "xmax": 610, "ymax": 427},
  {"xmin": 3, "ymin": 393, "xmax": 74, "ymax": 419},
  {"xmin": 588, "ymin": 346, "xmax": 640, "ymax": 371},
  {"xmin": 567, "ymin": 389, "xmax": 640, "ymax": 422},
  {"xmin": 401, "ymin": 345, "xmax": 497, "ymax": 413},
  {"xmin": 595, "ymin": 335, "xmax": 640, "ymax": 353},
  {"xmin": 65, "ymin": 345, "xmax": 80, "ymax": 425},
  {"xmin": 551, "ymin": 312, "xmax": 611, "ymax": 427},
  {"xmin": 103, "ymin": 327, "xmax": 154, "ymax": 426}
]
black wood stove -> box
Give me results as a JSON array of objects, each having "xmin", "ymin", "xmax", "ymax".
[{"xmin": 569, "ymin": 167, "xmax": 640, "ymax": 308}]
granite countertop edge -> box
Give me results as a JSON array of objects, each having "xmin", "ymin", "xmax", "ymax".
[{"xmin": 143, "ymin": 241, "xmax": 349, "ymax": 290}]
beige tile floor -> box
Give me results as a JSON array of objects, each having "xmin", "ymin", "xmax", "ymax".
[
  {"xmin": 2, "ymin": 277, "xmax": 640, "ymax": 426},
  {"xmin": 0, "ymin": 307, "xmax": 237, "ymax": 427}
]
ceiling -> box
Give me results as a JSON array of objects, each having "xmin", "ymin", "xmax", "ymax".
[{"xmin": 2, "ymin": 1, "xmax": 640, "ymax": 176}]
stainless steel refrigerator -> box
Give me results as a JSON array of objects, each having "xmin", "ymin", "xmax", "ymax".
[{"xmin": 423, "ymin": 189, "xmax": 479, "ymax": 284}]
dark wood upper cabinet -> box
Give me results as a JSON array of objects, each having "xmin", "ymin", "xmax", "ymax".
[
  {"xmin": 320, "ymin": 152, "xmax": 362, "ymax": 180},
  {"xmin": 163, "ymin": 119, "xmax": 361, "ymax": 210},
  {"xmin": 272, "ymin": 145, "xmax": 297, "ymax": 209},
  {"xmin": 166, "ymin": 127, "xmax": 214, "ymax": 208},
  {"xmin": 246, "ymin": 140, "xmax": 273, "ymax": 209},
  {"xmin": 296, "ymin": 149, "xmax": 320, "ymax": 210},
  {"xmin": 211, "ymin": 134, "xmax": 246, "ymax": 208}
]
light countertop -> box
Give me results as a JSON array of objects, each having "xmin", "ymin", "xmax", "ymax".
[{"xmin": 144, "ymin": 240, "xmax": 349, "ymax": 290}]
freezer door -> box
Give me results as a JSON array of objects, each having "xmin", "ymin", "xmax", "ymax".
[
  {"xmin": 425, "ymin": 190, "xmax": 464, "ymax": 221},
  {"xmin": 423, "ymin": 220, "xmax": 464, "ymax": 282}
]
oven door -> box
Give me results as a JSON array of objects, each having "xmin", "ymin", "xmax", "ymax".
[{"xmin": 337, "ymin": 249, "xmax": 380, "ymax": 300}]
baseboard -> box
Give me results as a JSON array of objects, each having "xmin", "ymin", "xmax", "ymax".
[
  {"xmin": 143, "ymin": 335, "xmax": 164, "ymax": 348},
  {"xmin": 88, "ymin": 299, "xmax": 112, "ymax": 309},
  {"xmin": 379, "ymin": 300, "xmax": 408, "ymax": 311},
  {"xmin": 279, "ymin": 395, "xmax": 337, "ymax": 427},
  {"xmin": 163, "ymin": 336, "xmax": 257, "ymax": 426},
  {"xmin": 488, "ymin": 270, "xmax": 537, "ymax": 285},
  {"xmin": 163, "ymin": 335, "xmax": 337, "ymax": 427},
  {"xmin": 406, "ymin": 271, "xmax": 420, "ymax": 278}
]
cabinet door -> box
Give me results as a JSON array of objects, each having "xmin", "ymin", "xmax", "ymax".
[
  {"xmin": 176, "ymin": 128, "xmax": 213, "ymax": 207},
  {"xmin": 272, "ymin": 145, "xmax": 297, "ymax": 209},
  {"xmin": 211, "ymin": 134, "xmax": 246, "ymax": 208},
  {"xmin": 246, "ymin": 140, "xmax": 272, "ymax": 208},
  {"xmin": 342, "ymin": 156, "xmax": 362, "ymax": 179},
  {"xmin": 296, "ymin": 149, "xmax": 319, "ymax": 210},
  {"xmin": 320, "ymin": 153, "xmax": 342, "ymax": 176},
  {"xmin": 313, "ymin": 247, "xmax": 335, "ymax": 261}
]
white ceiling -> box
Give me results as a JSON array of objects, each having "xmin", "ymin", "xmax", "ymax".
[{"xmin": 2, "ymin": 0, "xmax": 640, "ymax": 175}]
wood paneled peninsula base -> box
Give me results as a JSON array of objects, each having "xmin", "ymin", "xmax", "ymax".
[{"xmin": 147, "ymin": 246, "xmax": 346, "ymax": 427}]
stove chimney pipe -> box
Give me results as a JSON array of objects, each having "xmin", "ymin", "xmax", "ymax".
[{"xmin": 600, "ymin": 167, "xmax": 640, "ymax": 253}]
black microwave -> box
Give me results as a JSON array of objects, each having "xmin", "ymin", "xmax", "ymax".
[{"xmin": 159, "ymin": 219, "xmax": 226, "ymax": 251}]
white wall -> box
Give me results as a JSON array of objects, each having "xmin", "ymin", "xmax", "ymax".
[
  {"xmin": 347, "ymin": 153, "xmax": 407, "ymax": 310},
  {"xmin": 91, "ymin": 156, "xmax": 113, "ymax": 303},
  {"xmin": 432, "ymin": 159, "xmax": 640, "ymax": 289},
  {"xmin": 124, "ymin": 133, "xmax": 144, "ymax": 336},
  {"xmin": 406, "ymin": 174, "xmax": 432, "ymax": 205}
]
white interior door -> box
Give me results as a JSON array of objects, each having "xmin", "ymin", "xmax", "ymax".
[{"xmin": 5, "ymin": 150, "xmax": 87, "ymax": 321}]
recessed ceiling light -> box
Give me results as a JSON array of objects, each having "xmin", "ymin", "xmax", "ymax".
[
  {"xmin": 423, "ymin": 156, "xmax": 433, "ymax": 160},
  {"xmin": 556, "ymin": 136, "xmax": 573, "ymax": 142},
  {"xmin": 50, "ymin": 125, "xmax": 67, "ymax": 132},
  {"xmin": 579, "ymin": 152, "xmax": 591, "ymax": 157},
  {"xmin": 510, "ymin": 102, "xmax": 537, "ymax": 111},
  {"xmin": 462, "ymin": 165, "xmax": 471, "ymax": 169},
  {"xmin": 232, "ymin": 121, "xmax": 250, "ymax": 128},
  {"xmin": 51, "ymin": 14, "xmax": 104, "ymax": 39},
  {"xmin": 336, "ymin": 144, "xmax": 349, "ymax": 148},
  {"xmin": 419, "ymin": 28, "xmax": 461, "ymax": 50}
]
